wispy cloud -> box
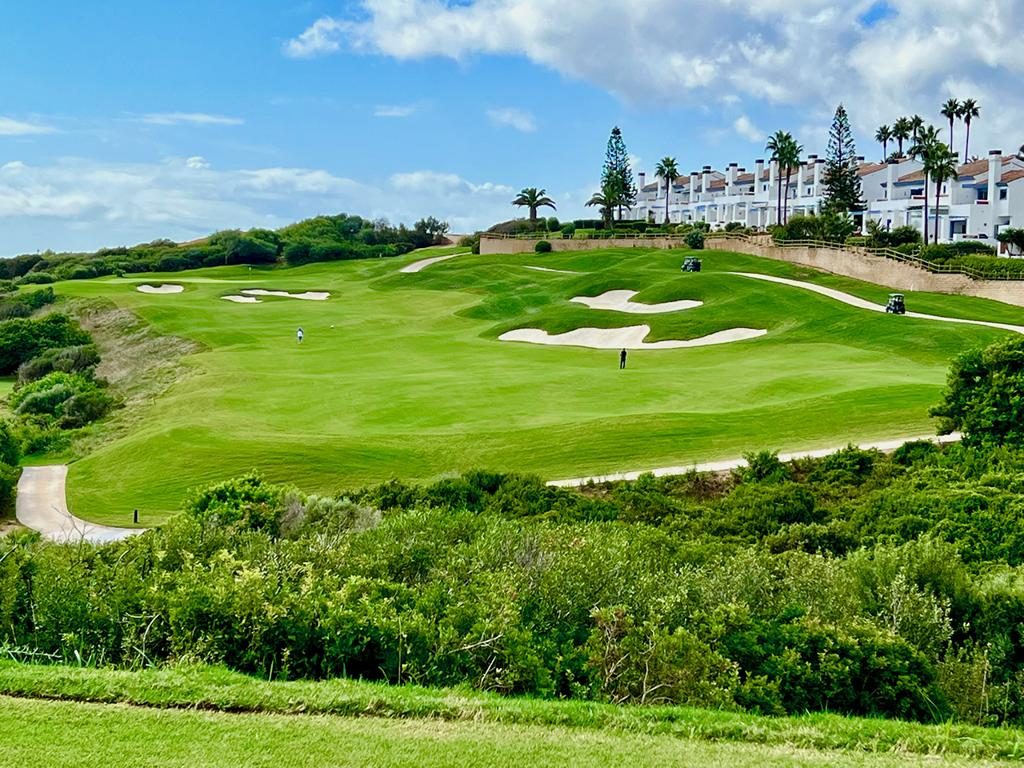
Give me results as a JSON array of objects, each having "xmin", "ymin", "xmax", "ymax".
[
  {"xmin": 374, "ymin": 104, "xmax": 417, "ymax": 118},
  {"xmin": 140, "ymin": 112, "xmax": 244, "ymax": 127},
  {"xmin": 283, "ymin": 16, "xmax": 345, "ymax": 58},
  {"xmin": 0, "ymin": 116, "xmax": 57, "ymax": 136},
  {"xmin": 486, "ymin": 107, "xmax": 536, "ymax": 133},
  {"xmin": 733, "ymin": 115, "xmax": 764, "ymax": 143}
]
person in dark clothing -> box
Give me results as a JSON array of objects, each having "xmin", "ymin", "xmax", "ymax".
[{"xmin": 619, "ymin": 348, "xmax": 627, "ymax": 369}]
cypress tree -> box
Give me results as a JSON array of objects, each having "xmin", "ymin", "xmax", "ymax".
[
  {"xmin": 823, "ymin": 104, "xmax": 865, "ymax": 214},
  {"xmin": 601, "ymin": 127, "xmax": 637, "ymax": 221}
]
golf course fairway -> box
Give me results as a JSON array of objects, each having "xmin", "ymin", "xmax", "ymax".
[{"xmin": 49, "ymin": 245, "xmax": 1024, "ymax": 525}]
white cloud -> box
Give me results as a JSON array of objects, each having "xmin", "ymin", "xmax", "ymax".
[
  {"xmin": 486, "ymin": 107, "xmax": 536, "ymax": 133},
  {"xmin": 141, "ymin": 112, "xmax": 244, "ymax": 127},
  {"xmin": 0, "ymin": 157, "xmax": 517, "ymax": 254},
  {"xmin": 283, "ymin": 16, "xmax": 345, "ymax": 58},
  {"xmin": 290, "ymin": 0, "xmax": 1024, "ymax": 153},
  {"xmin": 0, "ymin": 117, "xmax": 56, "ymax": 136},
  {"xmin": 733, "ymin": 115, "xmax": 764, "ymax": 143},
  {"xmin": 374, "ymin": 104, "xmax": 417, "ymax": 118}
]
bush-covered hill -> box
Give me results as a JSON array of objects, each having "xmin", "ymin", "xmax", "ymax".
[{"xmin": 1, "ymin": 213, "xmax": 451, "ymax": 284}]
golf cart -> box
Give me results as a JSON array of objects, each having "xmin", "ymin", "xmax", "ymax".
[
  {"xmin": 681, "ymin": 256, "xmax": 702, "ymax": 273},
  {"xmin": 885, "ymin": 293, "xmax": 906, "ymax": 315}
]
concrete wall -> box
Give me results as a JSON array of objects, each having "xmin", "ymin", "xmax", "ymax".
[
  {"xmin": 705, "ymin": 236, "xmax": 1024, "ymax": 307},
  {"xmin": 480, "ymin": 237, "xmax": 686, "ymax": 255}
]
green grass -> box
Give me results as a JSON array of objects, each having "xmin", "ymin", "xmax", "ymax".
[
  {"xmin": 11, "ymin": 697, "xmax": 1006, "ymax": 768},
  {"xmin": 51, "ymin": 246, "xmax": 1024, "ymax": 525},
  {"xmin": 1, "ymin": 662, "xmax": 1022, "ymax": 764}
]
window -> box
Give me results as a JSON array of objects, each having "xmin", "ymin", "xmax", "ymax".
[
  {"xmin": 978, "ymin": 188, "xmax": 988, "ymax": 201},
  {"xmin": 911, "ymin": 187, "xmax": 924, "ymax": 197},
  {"xmin": 1000, "ymin": 188, "xmax": 1008, "ymax": 200}
]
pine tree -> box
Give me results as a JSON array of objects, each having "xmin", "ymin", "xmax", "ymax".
[
  {"xmin": 601, "ymin": 126, "xmax": 637, "ymax": 221},
  {"xmin": 822, "ymin": 104, "xmax": 865, "ymax": 214}
]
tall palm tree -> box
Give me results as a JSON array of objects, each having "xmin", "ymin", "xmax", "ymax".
[
  {"xmin": 892, "ymin": 117, "xmax": 912, "ymax": 157},
  {"xmin": 585, "ymin": 189, "xmax": 613, "ymax": 228},
  {"xmin": 959, "ymin": 98, "xmax": 980, "ymax": 163},
  {"xmin": 909, "ymin": 114, "xmax": 925, "ymax": 144},
  {"xmin": 927, "ymin": 144, "xmax": 960, "ymax": 245},
  {"xmin": 765, "ymin": 130, "xmax": 791, "ymax": 225},
  {"xmin": 875, "ymin": 125, "xmax": 893, "ymax": 162},
  {"xmin": 512, "ymin": 187, "xmax": 556, "ymax": 223},
  {"xmin": 910, "ymin": 126, "xmax": 942, "ymax": 244},
  {"xmin": 654, "ymin": 157, "xmax": 679, "ymax": 225},
  {"xmin": 778, "ymin": 135, "xmax": 803, "ymax": 224},
  {"xmin": 940, "ymin": 98, "xmax": 961, "ymax": 160}
]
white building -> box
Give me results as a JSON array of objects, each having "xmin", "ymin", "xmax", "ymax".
[{"xmin": 631, "ymin": 150, "xmax": 1024, "ymax": 247}]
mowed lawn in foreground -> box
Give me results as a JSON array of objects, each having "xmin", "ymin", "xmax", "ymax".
[{"xmin": 53, "ymin": 246, "xmax": 1024, "ymax": 524}]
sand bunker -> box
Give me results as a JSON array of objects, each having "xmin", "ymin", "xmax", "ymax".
[
  {"xmin": 499, "ymin": 324, "xmax": 766, "ymax": 350},
  {"xmin": 240, "ymin": 289, "xmax": 329, "ymax": 301},
  {"xmin": 401, "ymin": 253, "xmax": 464, "ymax": 274},
  {"xmin": 525, "ymin": 266, "xmax": 582, "ymax": 275},
  {"xmin": 136, "ymin": 284, "xmax": 183, "ymax": 295},
  {"xmin": 572, "ymin": 290, "xmax": 702, "ymax": 314},
  {"xmin": 732, "ymin": 272, "xmax": 1024, "ymax": 334},
  {"xmin": 222, "ymin": 295, "xmax": 261, "ymax": 304}
]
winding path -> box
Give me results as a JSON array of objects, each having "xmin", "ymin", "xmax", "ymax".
[
  {"xmin": 400, "ymin": 252, "xmax": 468, "ymax": 274},
  {"xmin": 549, "ymin": 432, "xmax": 963, "ymax": 487},
  {"xmin": 16, "ymin": 466, "xmax": 143, "ymax": 544},
  {"xmin": 732, "ymin": 273, "xmax": 1024, "ymax": 334}
]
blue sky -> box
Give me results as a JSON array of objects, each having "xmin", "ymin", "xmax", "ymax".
[{"xmin": 0, "ymin": 0, "xmax": 1019, "ymax": 255}]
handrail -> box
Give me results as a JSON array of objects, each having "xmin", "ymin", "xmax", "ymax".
[{"xmin": 706, "ymin": 233, "xmax": 1022, "ymax": 282}]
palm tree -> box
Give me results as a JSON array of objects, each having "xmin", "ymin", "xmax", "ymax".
[
  {"xmin": 765, "ymin": 130, "xmax": 791, "ymax": 225},
  {"xmin": 927, "ymin": 144, "xmax": 960, "ymax": 245},
  {"xmin": 875, "ymin": 125, "xmax": 893, "ymax": 162},
  {"xmin": 892, "ymin": 117, "xmax": 912, "ymax": 157},
  {"xmin": 585, "ymin": 189, "xmax": 613, "ymax": 228},
  {"xmin": 778, "ymin": 135, "xmax": 803, "ymax": 224},
  {"xmin": 910, "ymin": 126, "xmax": 942, "ymax": 244},
  {"xmin": 959, "ymin": 98, "xmax": 980, "ymax": 163},
  {"xmin": 512, "ymin": 187, "xmax": 556, "ymax": 223},
  {"xmin": 654, "ymin": 157, "xmax": 679, "ymax": 225},
  {"xmin": 909, "ymin": 114, "xmax": 925, "ymax": 144},
  {"xmin": 940, "ymin": 98, "xmax": 960, "ymax": 160}
]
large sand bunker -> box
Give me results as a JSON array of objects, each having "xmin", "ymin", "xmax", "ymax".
[
  {"xmin": 732, "ymin": 272, "xmax": 1024, "ymax": 334},
  {"xmin": 499, "ymin": 325, "xmax": 766, "ymax": 350},
  {"xmin": 240, "ymin": 289, "xmax": 329, "ymax": 301},
  {"xmin": 572, "ymin": 290, "xmax": 702, "ymax": 314},
  {"xmin": 136, "ymin": 284, "xmax": 183, "ymax": 295}
]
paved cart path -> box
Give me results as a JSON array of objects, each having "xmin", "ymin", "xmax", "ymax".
[
  {"xmin": 549, "ymin": 433, "xmax": 963, "ymax": 487},
  {"xmin": 16, "ymin": 466, "xmax": 144, "ymax": 544}
]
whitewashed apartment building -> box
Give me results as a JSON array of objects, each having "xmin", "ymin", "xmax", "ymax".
[{"xmin": 631, "ymin": 150, "xmax": 1024, "ymax": 245}]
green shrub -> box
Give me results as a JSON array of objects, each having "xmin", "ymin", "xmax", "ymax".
[
  {"xmin": 17, "ymin": 344, "xmax": 100, "ymax": 383},
  {"xmin": 59, "ymin": 389, "xmax": 115, "ymax": 428},
  {"xmin": 773, "ymin": 213, "xmax": 856, "ymax": 245},
  {"xmin": 534, "ymin": 240, "xmax": 552, "ymax": 254},
  {"xmin": 560, "ymin": 223, "xmax": 576, "ymax": 238},
  {"xmin": 685, "ymin": 231, "xmax": 705, "ymax": 250},
  {"xmin": 17, "ymin": 272, "xmax": 55, "ymax": 285},
  {"xmin": 10, "ymin": 371, "xmax": 112, "ymax": 427},
  {"xmin": 546, "ymin": 216, "xmax": 560, "ymax": 231},
  {"xmin": 0, "ymin": 314, "xmax": 91, "ymax": 375},
  {"xmin": 724, "ymin": 222, "xmax": 744, "ymax": 233}
]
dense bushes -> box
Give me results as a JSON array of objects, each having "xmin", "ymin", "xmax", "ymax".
[
  {"xmin": 920, "ymin": 241, "xmax": 997, "ymax": 262},
  {"xmin": 685, "ymin": 231, "xmax": 705, "ymax": 250},
  {"xmin": 535, "ymin": 240, "xmax": 552, "ymax": 253},
  {"xmin": 4, "ymin": 213, "xmax": 451, "ymax": 283},
  {"xmin": 10, "ymin": 372, "xmax": 113, "ymax": 428},
  {"xmin": 0, "ymin": 314, "xmax": 91, "ymax": 375},
  {"xmin": 772, "ymin": 213, "xmax": 856, "ymax": 245},
  {"xmin": 11, "ymin": 439, "xmax": 1024, "ymax": 725}
]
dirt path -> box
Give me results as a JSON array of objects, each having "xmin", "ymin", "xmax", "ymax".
[
  {"xmin": 731, "ymin": 273, "xmax": 1024, "ymax": 334},
  {"xmin": 16, "ymin": 466, "xmax": 143, "ymax": 544},
  {"xmin": 548, "ymin": 433, "xmax": 962, "ymax": 487}
]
